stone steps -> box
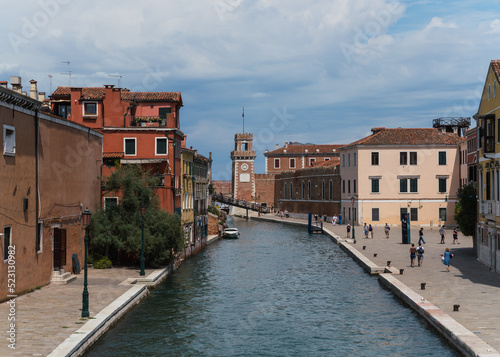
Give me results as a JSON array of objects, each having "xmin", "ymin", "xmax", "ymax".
[{"xmin": 51, "ymin": 269, "xmax": 77, "ymax": 285}]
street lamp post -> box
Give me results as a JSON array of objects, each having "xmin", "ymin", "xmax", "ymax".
[
  {"xmin": 140, "ymin": 204, "xmax": 146, "ymax": 276},
  {"xmin": 351, "ymin": 196, "xmax": 355, "ymax": 240},
  {"xmin": 81, "ymin": 208, "xmax": 92, "ymax": 318}
]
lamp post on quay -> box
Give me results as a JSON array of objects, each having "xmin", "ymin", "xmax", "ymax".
[
  {"xmin": 81, "ymin": 208, "xmax": 92, "ymax": 318},
  {"xmin": 140, "ymin": 204, "xmax": 146, "ymax": 276}
]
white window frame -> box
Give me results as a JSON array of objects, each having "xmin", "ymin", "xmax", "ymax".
[
  {"xmin": 124, "ymin": 137, "xmax": 137, "ymax": 156},
  {"xmin": 155, "ymin": 137, "xmax": 168, "ymax": 156},
  {"xmin": 371, "ymin": 152, "xmax": 380, "ymax": 166},
  {"xmin": 324, "ymin": 158, "xmax": 330, "ymax": 162},
  {"xmin": 274, "ymin": 158, "xmax": 280, "ymax": 169},
  {"xmin": 309, "ymin": 158, "xmax": 316, "ymax": 165},
  {"xmin": 370, "ymin": 178, "xmax": 380, "ymax": 193},
  {"xmin": 439, "ymin": 207, "xmax": 447, "ymax": 222},
  {"xmin": 3, "ymin": 125, "xmax": 16, "ymax": 156},
  {"xmin": 104, "ymin": 197, "xmax": 119, "ymax": 210},
  {"xmin": 83, "ymin": 101, "xmax": 98, "ymax": 116},
  {"xmin": 289, "ymin": 158, "xmax": 296, "ymax": 169}
]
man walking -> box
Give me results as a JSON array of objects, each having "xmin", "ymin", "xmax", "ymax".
[
  {"xmin": 384, "ymin": 223, "xmax": 390, "ymax": 238},
  {"xmin": 418, "ymin": 228, "xmax": 426, "ymax": 245},
  {"xmin": 417, "ymin": 243, "xmax": 424, "ymax": 267},
  {"xmin": 439, "ymin": 225, "xmax": 445, "ymax": 244}
]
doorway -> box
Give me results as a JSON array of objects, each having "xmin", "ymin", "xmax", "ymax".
[{"xmin": 53, "ymin": 228, "xmax": 67, "ymax": 271}]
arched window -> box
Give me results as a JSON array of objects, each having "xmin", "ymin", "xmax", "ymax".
[
  {"xmin": 284, "ymin": 182, "xmax": 287, "ymax": 199},
  {"xmin": 308, "ymin": 181, "xmax": 311, "ymax": 199},
  {"xmin": 301, "ymin": 181, "xmax": 305, "ymax": 199},
  {"xmin": 329, "ymin": 180, "xmax": 333, "ymax": 200},
  {"xmin": 322, "ymin": 180, "xmax": 325, "ymax": 200},
  {"xmin": 290, "ymin": 182, "xmax": 293, "ymax": 199}
]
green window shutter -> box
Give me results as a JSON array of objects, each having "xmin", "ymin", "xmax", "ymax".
[
  {"xmin": 410, "ymin": 178, "xmax": 418, "ymax": 192},
  {"xmin": 400, "ymin": 179, "xmax": 407, "ymax": 193}
]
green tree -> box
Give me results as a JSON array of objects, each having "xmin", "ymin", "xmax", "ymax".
[
  {"xmin": 454, "ymin": 182, "xmax": 477, "ymax": 236},
  {"xmin": 90, "ymin": 165, "xmax": 184, "ymax": 267}
]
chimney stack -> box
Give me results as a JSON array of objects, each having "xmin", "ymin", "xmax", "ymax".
[
  {"xmin": 275, "ymin": 144, "xmax": 279, "ymax": 150},
  {"xmin": 39, "ymin": 92, "xmax": 46, "ymax": 101},
  {"xmin": 10, "ymin": 76, "xmax": 22, "ymax": 93},
  {"xmin": 30, "ymin": 79, "xmax": 38, "ymax": 100}
]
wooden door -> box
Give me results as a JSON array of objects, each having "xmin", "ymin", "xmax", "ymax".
[{"xmin": 53, "ymin": 228, "xmax": 67, "ymax": 269}]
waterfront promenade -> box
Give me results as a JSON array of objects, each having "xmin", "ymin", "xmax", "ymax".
[{"xmin": 256, "ymin": 214, "xmax": 500, "ymax": 356}]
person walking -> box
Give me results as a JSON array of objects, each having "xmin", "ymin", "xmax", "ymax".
[
  {"xmin": 368, "ymin": 224, "xmax": 373, "ymax": 239},
  {"xmin": 418, "ymin": 228, "xmax": 426, "ymax": 245},
  {"xmin": 364, "ymin": 223, "xmax": 368, "ymax": 238},
  {"xmin": 332, "ymin": 215, "xmax": 337, "ymax": 226},
  {"xmin": 442, "ymin": 247, "xmax": 453, "ymax": 272},
  {"xmin": 384, "ymin": 223, "xmax": 390, "ymax": 238},
  {"xmin": 346, "ymin": 223, "xmax": 351, "ymax": 238},
  {"xmin": 417, "ymin": 243, "xmax": 424, "ymax": 267},
  {"xmin": 339, "ymin": 214, "xmax": 342, "ymax": 225},
  {"xmin": 439, "ymin": 225, "xmax": 445, "ymax": 244},
  {"xmin": 453, "ymin": 227, "xmax": 459, "ymax": 244},
  {"xmin": 409, "ymin": 243, "xmax": 417, "ymax": 267}
]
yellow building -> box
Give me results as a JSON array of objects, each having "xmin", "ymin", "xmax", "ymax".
[
  {"xmin": 181, "ymin": 147, "xmax": 195, "ymax": 254},
  {"xmin": 476, "ymin": 59, "xmax": 500, "ymax": 272}
]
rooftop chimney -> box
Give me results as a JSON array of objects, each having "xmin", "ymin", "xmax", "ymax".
[
  {"xmin": 10, "ymin": 76, "xmax": 22, "ymax": 93},
  {"xmin": 39, "ymin": 92, "xmax": 46, "ymax": 101},
  {"xmin": 276, "ymin": 144, "xmax": 279, "ymax": 150},
  {"xmin": 371, "ymin": 127, "xmax": 386, "ymax": 135},
  {"xmin": 29, "ymin": 80, "xmax": 38, "ymax": 100}
]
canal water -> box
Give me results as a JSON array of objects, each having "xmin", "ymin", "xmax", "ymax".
[{"xmin": 85, "ymin": 218, "xmax": 457, "ymax": 357}]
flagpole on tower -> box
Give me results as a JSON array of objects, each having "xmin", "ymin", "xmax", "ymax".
[{"xmin": 242, "ymin": 107, "xmax": 245, "ymax": 134}]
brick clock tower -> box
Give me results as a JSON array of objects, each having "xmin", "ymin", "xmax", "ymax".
[{"xmin": 231, "ymin": 133, "xmax": 256, "ymax": 201}]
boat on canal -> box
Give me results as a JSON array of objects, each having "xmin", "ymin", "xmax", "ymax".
[{"xmin": 223, "ymin": 227, "xmax": 240, "ymax": 239}]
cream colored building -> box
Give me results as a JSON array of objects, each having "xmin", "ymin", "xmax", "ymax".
[
  {"xmin": 476, "ymin": 59, "xmax": 500, "ymax": 272},
  {"xmin": 339, "ymin": 127, "xmax": 464, "ymax": 227}
]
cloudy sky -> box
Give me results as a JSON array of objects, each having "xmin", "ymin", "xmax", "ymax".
[{"xmin": 2, "ymin": 0, "xmax": 500, "ymax": 178}]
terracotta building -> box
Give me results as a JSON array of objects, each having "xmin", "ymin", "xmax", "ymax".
[
  {"xmin": 339, "ymin": 127, "xmax": 464, "ymax": 227},
  {"xmin": 274, "ymin": 159, "xmax": 341, "ymax": 216},
  {"xmin": 49, "ymin": 85, "xmax": 184, "ymax": 214},
  {"xmin": 1, "ymin": 79, "xmax": 102, "ymax": 301},
  {"xmin": 264, "ymin": 142, "xmax": 343, "ymax": 174}
]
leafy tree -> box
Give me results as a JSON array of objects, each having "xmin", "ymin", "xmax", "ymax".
[
  {"xmin": 454, "ymin": 182, "xmax": 477, "ymax": 236},
  {"xmin": 90, "ymin": 165, "xmax": 184, "ymax": 267}
]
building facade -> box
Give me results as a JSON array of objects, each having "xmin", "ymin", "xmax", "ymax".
[
  {"xmin": 50, "ymin": 85, "xmax": 184, "ymax": 215},
  {"xmin": 339, "ymin": 127, "xmax": 463, "ymax": 227},
  {"xmin": 274, "ymin": 160, "xmax": 341, "ymax": 217},
  {"xmin": 264, "ymin": 143, "xmax": 343, "ymax": 174},
  {"xmin": 1, "ymin": 80, "xmax": 102, "ymax": 301},
  {"xmin": 476, "ymin": 60, "xmax": 500, "ymax": 272},
  {"xmin": 181, "ymin": 146, "xmax": 195, "ymax": 255}
]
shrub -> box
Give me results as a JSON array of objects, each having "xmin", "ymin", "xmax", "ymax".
[{"xmin": 93, "ymin": 256, "xmax": 112, "ymax": 269}]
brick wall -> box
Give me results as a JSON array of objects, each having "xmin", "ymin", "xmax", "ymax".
[
  {"xmin": 213, "ymin": 180, "xmax": 232, "ymax": 195},
  {"xmin": 255, "ymin": 173, "xmax": 276, "ymax": 208}
]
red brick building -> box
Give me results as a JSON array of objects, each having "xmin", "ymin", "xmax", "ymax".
[
  {"xmin": 274, "ymin": 160, "xmax": 341, "ymax": 216},
  {"xmin": 50, "ymin": 85, "xmax": 184, "ymax": 214},
  {"xmin": 264, "ymin": 142, "xmax": 343, "ymax": 173}
]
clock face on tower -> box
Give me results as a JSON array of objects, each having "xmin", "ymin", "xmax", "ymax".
[{"xmin": 241, "ymin": 163, "xmax": 249, "ymax": 171}]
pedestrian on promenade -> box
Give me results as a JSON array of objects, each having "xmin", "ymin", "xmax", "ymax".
[
  {"xmin": 368, "ymin": 224, "xmax": 373, "ymax": 238},
  {"xmin": 364, "ymin": 223, "xmax": 368, "ymax": 238},
  {"xmin": 453, "ymin": 227, "xmax": 459, "ymax": 244},
  {"xmin": 418, "ymin": 228, "xmax": 426, "ymax": 244},
  {"xmin": 442, "ymin": 247, "xmax": 453, "ymax": 272},
  {"xmin": 332, "ymin": 215, "xmax": 337, "ymax": 226},
  {"xmin": 346, "ymin": 223, "xmax": 351, "ymax": 238},
  {"xmin": 439, "ymin": 225, "xmax": 445, "ymax": 244},
  {"xmin": 417, "ymin": 243, "xmax": 424, "ymax": 267},
  {"xmin": 409, "ymin": 243, "xmax": 417, "ymax": 267},
  {"xmin": 384, "ymin": 223, "xmax": 390, "ymax": 238},
  {"xmin": 339, "ymin": 214, "xmax": 342, "ymax": 225}
]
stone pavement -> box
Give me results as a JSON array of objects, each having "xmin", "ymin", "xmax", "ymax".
[
  {"xmin": 0, "ymin": 266, "xmax": 158, "ymax": 357},
  {"xmin": 258, "ymin": 214, "xmax": 500, "ymax": 355}
]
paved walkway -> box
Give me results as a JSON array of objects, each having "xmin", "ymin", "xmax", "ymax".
[{"xmin": 260, "ymin": 214, "xmax": 500, "ymax": 355}]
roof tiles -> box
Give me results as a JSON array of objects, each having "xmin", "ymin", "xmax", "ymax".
[{"xmin": 51, "ymin": 87, "xmax": 182, "ymax": 102}]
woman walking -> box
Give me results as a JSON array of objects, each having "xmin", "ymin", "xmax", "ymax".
[
  {"xmin": 409, "ymin": 244, "xmax": 417, "ymax": 267},
  {"xmin": 442, "ymin": 247, "xmax": 453, "ymax": 272},
  {"xmin": 346, "ymin": 223, "xmax": 351, "ymax": 238}
]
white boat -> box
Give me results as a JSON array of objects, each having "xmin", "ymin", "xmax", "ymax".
[{"xmin": 223, "ymin": 228, "xmax": 240, "ymax": 239}]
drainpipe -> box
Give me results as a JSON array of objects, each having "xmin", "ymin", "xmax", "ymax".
[{"xmin": 35, "ymin": 109, "xmax": 40, "ymax": 253}]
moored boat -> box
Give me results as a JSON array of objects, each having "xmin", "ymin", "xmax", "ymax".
[{"xmin": 223, "ymin": 228, "xmax": 240, "ymax": 239}]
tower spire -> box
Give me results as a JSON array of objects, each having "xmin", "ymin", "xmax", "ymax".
[{"xmin": 242, "ymin": 107, "xmax": 245, "ymax": 134}]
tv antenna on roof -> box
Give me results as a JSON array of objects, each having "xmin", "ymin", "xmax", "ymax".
[
  {"xmin": 61, "ymin": 60, "xmax": 71, "ymax": 86},
  {"xmin": 108, "ymin": 74, "xmax": 122, "ymax": 88},
  {"xmin": 48, "ymin": 74, "xmax": 52, "ymax": 94},
  {"xmin": 242, "ymin": 107, "xmax": 245, "ymax": 134}
]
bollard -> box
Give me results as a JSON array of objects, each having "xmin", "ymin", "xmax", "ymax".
[
  {"xmin": 363, "ymin": 246, "xmax": 366, "ymax": 250},
  {"xmin": 374, "ymin": 253, "xmax": 377, "ymax": 257},
  {"xmin": 453, "ymin": 304, "xmax": 460, "ymax": 312},
  {"xmin": 387, "ymin": 261, "xmax": 391, "ymax": 267},
  {"xmin": 421, "ymin": 283, "xmax": 426, "ymax": 290},
  {"xmin": 353, "ymin": 240, "xmax": 356, "ymax": 244},
  {"xmin": 399, "ymin": 269, "xmax": 404, "ymax": 274}
]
